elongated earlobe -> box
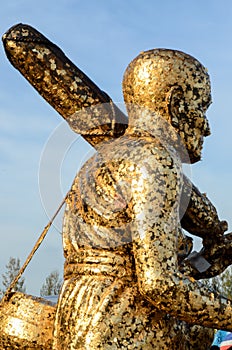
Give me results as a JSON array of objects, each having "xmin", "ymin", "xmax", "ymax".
[{"xmin": 167, "ymin": 86, "xmax": 184, "ymax": 128}]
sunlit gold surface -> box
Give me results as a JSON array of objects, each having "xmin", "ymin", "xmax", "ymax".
[
  {"xmin": 0, "ymin": 292, "xmax": 55, "ymax": 349},
  {"xmin": 53, "ymin": 50, "xmax": 232, "ymax": 349},
  {"xmin": 2, "ymin": 24, "xmax": 232, "ymax": 349}
]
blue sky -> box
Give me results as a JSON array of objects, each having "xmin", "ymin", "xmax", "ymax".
[{"xmin": 0, "ymin": 0, "xmax": 232, "ymax": 295}]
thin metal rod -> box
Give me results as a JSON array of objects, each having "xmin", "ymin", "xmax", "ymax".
[{"xmin": 1, "ymin": 192, "xmax": 69, "ymax": 303}]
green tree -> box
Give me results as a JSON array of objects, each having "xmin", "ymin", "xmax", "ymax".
[
  {"xmin": 40, "ymin": 270, "xmax": 62, "ymax": 296},
  {"xmin": 0, "ymin": 257, "xmax": 26, "ymax": 298}
]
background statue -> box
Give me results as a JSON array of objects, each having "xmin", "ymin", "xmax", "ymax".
[{"xmin": 2, "ymin": 24, "xmax": 232, "ymax": 349}]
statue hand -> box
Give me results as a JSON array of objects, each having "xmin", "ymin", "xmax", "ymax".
[{"xmin": 184, "ymin": 231, "xmax": 232, "ymax": 279}]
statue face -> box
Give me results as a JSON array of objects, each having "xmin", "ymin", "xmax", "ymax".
[
  {"xmin": 123, "ymin": 49, "xmax": 213, "ymax": 163},
  {"xmin": 179, "ymin": 83, "xmax": 212, "ymax": 163}
]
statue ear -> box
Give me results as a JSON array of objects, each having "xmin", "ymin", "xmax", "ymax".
[{"xmin": 167, "ymin": 86, "xmax": 184, "ymax": 128}]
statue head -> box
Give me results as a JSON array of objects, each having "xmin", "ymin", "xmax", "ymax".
[{"xmin": 122, "ymin": 49, "xmax": 212, "ymax": 163}]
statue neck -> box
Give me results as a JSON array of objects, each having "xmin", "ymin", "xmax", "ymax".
[{"xmin": 126, "ymin": 110, "xmax": 189, "ymax": 163}]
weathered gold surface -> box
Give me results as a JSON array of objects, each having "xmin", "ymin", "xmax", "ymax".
[
  {"xmin": 2, "ymin": 24, "xmax": 232, "ymax": 349},
  {"xmin": 2, "ymin": 23, "xmax": 127, "ymax": 146},
  {"xmin": 2, "ymin": 24, "xmax": 229, "ymax": 259},
  {"xmin": 0, "ymin": 292, "xmax": 56, "ymax": 349},
  {"xmin": 53, "ymin": 50, "xmax": 232, "ymax": 349}
]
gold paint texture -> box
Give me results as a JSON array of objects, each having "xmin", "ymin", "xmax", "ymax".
[
  {"xmin": 0, "ymin": 292, "xmax": 55, "ymax": 349},
  {"xmin": 53, "ymin": 50, "xmax": 231, "ymax": 349},
  {"xmin": 2, "ymin": 24, "xmax": 232, "ymax": 349},
  {"xmin": 2, "ymin": 23, "xmax": 127, "ymax": 146}
]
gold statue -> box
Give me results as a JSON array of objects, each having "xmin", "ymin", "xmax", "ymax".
[
  {"xmin": 52, "ymin": 49, "xmax": 232, "ymax": 349},
  {"xmin": 2, "ymin": 24, "xmax": 232, "ymax": 349}
]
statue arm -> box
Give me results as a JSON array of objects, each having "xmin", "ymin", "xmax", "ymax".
[
  {"xmin": 180, "ymin": 175, "xmax": 232, "ymax": 279},
  {"xmin": 131, "ymin": 163, "xmax": 232, "ymax": 330},
  {"xmin": 180, "ymin": 175, "xmax": 227, "ymax": 238}
]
